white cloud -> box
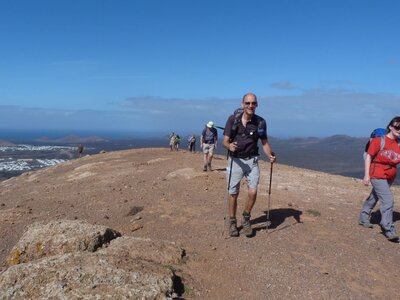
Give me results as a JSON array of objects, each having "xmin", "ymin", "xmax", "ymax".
[
  {"xmin": 258, "ymin": 89, "xmax": 398, "ymax": 137},
  {"xmin": 0, "ymin": 89, "xmax": 398, "ymax": 137}
]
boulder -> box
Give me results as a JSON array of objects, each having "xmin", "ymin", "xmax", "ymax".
[
  {"xmin": 7, "ymin": 220, "xmax": 121, "ymax": 266},
  {"xmin": 100, "ymin": 236, "xmax": 185, "ymax": 265},
  {"xmin": 0, "ymin": 252, "xmax": 174, "ymax": 299},
  {"xmin": 2, "ymin": 220, "xmax": 185, "ymax": 299}
]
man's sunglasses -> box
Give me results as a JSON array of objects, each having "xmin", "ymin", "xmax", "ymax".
[{"xmin": 244, "ymin": 102, "xmax": 258, "ymax": 106}]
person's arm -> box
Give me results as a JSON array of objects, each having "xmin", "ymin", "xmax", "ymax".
[
  {"xmin": 363, "ymin": 154, "xmax": 372, "ymax": 186},
  {"xmin": 364, "ymin": 137, "xmax": 380, "ymax": 185},
  {"xmin": 261, "ymin": 138, "xmax": 276, "ymax": 163},
  {"xmin": 223, "ymin": 115, "xmax": 237, "ymax": 152}
]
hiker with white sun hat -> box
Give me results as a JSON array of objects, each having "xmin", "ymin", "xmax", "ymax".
[{"xmin": 200, "ymin": 121, "xmax": 218, "ymax": 171}]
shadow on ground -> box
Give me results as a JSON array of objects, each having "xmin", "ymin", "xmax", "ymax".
[
  {"xmin": 370, "ymin": 210, "xmax": 400, "ymax": 224},
  {"xmin": 370, "ymin": 210, "xmax": 400, "ymax": 243},
  {"xmin": 251, "ymin": 208, "xmax": 303, "ymax": 233}
]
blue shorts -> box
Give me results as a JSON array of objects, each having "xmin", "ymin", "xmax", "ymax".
[{"xmin": 226, "ymin": 156, "xmax": 260, "ymax": 194}]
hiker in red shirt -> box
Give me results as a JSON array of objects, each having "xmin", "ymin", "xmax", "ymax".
[{"xmin": 359, "ymin": 116, "xmax": 400, "ymax": 241}]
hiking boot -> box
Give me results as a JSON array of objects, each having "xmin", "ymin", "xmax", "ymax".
[
  {"xmin": 384, "ymin": 231, "xmax": 399, "ymax": 241},
  {"xmin": 229, "ymin": 218, "xmax": 239, "ymax": 237},
  {"xmin": 203, "ymin": 164, "xmax": 207, "ymax": 172},
  {"xmin": 359, "ymin": 220, "xmax": 374, "ymax": 228},
  {"xmin": 207, "ymin": 163, "xmax": 212, "ymax": 171},
  {"xmin": 241, "ymin": 212, "xmax": 253, "ymax": 237}
]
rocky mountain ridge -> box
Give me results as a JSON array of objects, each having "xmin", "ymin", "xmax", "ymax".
[{"xmin": 1, "ymin": 148, "xmax": 399, "ymax": 299}]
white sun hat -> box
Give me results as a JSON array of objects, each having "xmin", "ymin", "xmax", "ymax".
[{"xmin": 206, "ymin": 121, "xmax": 214, "ymax": 128}]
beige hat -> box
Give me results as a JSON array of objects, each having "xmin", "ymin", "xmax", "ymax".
[{"xmin": 206, "ymin": 121, "xmax": 214, "ymax": 128}]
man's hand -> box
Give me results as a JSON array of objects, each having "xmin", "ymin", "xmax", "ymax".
[
  {"xmin": 269, "ymin": 152, "xmax": 276, "ymax": 163},
  {"xmin": 228, "ymin": 142, "xmax": 238, "ymax": 153}
]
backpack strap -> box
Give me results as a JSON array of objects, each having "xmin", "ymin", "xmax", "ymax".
[
  {"xmin": 376, "ymin": 135, "xmax": 400, "ymax": 150},
  {"xmin": 230, "ymin": 113, "xmax": 265, "ymax": 142},
  {"xmin": 229, "ymin": 112, "xmax": 243, "ymax": 142},
  {"xmin": 256, "ymin": 116, "xmax": 266, "ymax": 139},
  {"xmin": 379, "ymin": 135, "xmax": 385, "ymax": 151}
]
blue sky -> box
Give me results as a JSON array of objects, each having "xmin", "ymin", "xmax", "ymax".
[{"xmin": 0, "ymin": 0, "xmax": 399, "ymax": 137}]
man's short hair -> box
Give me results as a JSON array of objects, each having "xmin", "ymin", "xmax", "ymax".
[{"xmin": 242, "ymin": 93, "xmax": 257, "ymax": 102}]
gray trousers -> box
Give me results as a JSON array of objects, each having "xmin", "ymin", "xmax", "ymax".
[{"xmin": 359, "ymin": 179, "xmax": 395, "ymax": 233}]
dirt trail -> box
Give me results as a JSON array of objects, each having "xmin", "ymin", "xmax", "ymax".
[{"xmin": 1, "ymin": 148, "xmax": 399, "ymax": 299}]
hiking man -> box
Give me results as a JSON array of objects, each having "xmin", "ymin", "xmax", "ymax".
[
  {"xmin": 174, "ymin": 134, "xmax": 181, "ymax": 151},
  {"xmin": 359, "ymin": 116, "xmax": 400, "ymax": 241},
  {"xmin": 223, "ymin": 93, "xmax": 276, "ymax": 237},
  {"xmin": 188, "ymin": 134, "xmax": 196, "ymax": 153},
  {"xmin": 200, "ymin": 121, "xmax": 218, "ymax": 171},
  {"xmin": 169, "ymin": 132, "xmax": 176, "ymax": 151},
  {"xmin": 77, "ymin": 144, "xmax": 84, "ymax": 158}
]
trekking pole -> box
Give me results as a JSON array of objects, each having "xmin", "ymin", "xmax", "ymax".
[
  {"xmin": 265, "ymin": 152, "xmax": 275, "ymax": 233},
  {"xmin": 223, "ymin": 151, "xmax": 234, "ymax": 237}
]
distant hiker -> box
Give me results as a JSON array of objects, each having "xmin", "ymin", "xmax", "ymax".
[
  {"xmin": 359, "ymin": 116, "xmax": 400, "ymax": 242},
  {"xmin": 223, "ymin": 93, "xmax": 276, "ymax": 237},
  {"xmin": 174, "ymin": 134, "xmax": 181, "ymax": 151},
  {"xmin": 77, "ymin": 144, "xmax": 84, "ymax": 158},
  {"xmin": 169, "ymin": 132, "xmax": 176, "ymax": 151},
  {"xmin": 200, "ymin": 121, "xmax": 218, "ymax": 171},
  {"xmin": 188, "ymin": 134, "xmax": 196, "ymax": 153}
]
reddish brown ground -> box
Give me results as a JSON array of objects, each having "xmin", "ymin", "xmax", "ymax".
[{"xmin": 1, "ymin": 148, "xmax": 399, "ymax": 299}]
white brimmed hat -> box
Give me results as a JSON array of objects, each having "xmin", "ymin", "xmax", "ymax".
[{"xmin": 206, "ymin": 121, "xmax": 214, "ymax": 128}]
